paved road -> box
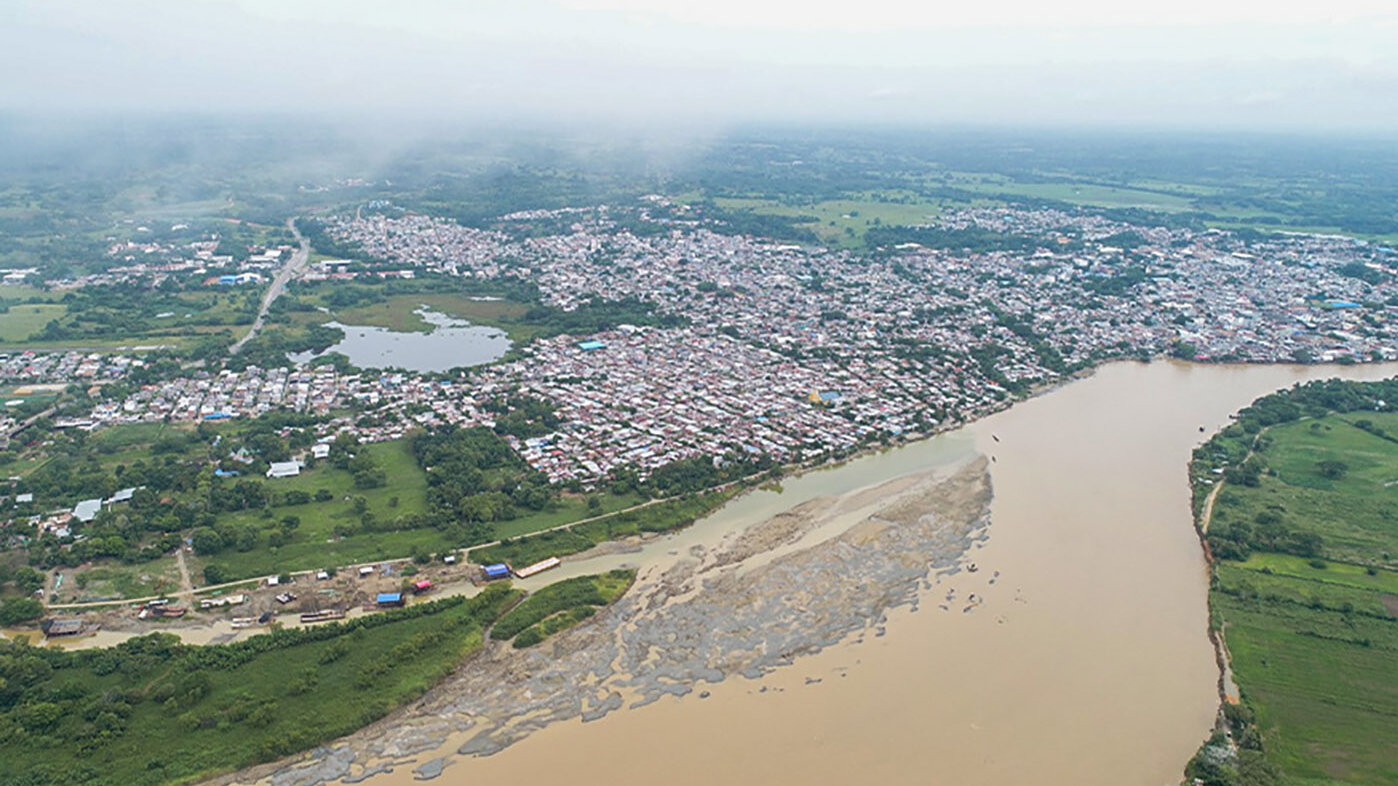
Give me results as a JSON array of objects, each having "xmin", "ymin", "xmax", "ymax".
[
  {"xmin": 230, "ymin": 217, "xmax": 310, "ymax": 354},
  {"xmin": 4, "ymin": 405, "xmax": 56, "ymax": 443}
]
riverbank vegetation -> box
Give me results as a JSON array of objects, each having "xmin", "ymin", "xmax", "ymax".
[
  {"xmin": 474, "ymin": 489, "xmax": 736, "ymax": 567},
  {"xmin": 490, "ymin": 570, "xmax": 634, "ymax": 648},
  {"xmin": 0, "ymin": 585, "xmax": 517, "ymax": 786},
  {"xmin": 1188, "ymin": 377, "xmax": 1398, "ymax": 786}
]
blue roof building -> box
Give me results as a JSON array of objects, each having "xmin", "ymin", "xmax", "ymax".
[
  {"xmin": 483, "ymin": 563, "xmax": 511, "ymax": 580},
  {"xmin": 578, "ymin": 340, "xmax": 607, "ymax": 351}
]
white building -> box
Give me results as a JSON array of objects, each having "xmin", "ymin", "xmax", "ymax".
[
  {"xmin": 73, "ymin": 498, "xmax": 102, "ymax": 522},
  {"xmin": 266, "ymin": 461, "xmax": 302, "ymax": 479}
]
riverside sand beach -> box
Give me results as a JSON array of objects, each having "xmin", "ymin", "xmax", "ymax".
[{"xmin": 216, "ymin": 359, "xmax": 1398, "ymax": 786}]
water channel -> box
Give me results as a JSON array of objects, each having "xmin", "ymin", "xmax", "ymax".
[{"xmin": 364, "ymin": 359, "xmax": 1398, "ymax": 786}]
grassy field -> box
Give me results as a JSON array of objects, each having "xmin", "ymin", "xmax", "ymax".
[
  {"xmin": 680, "ymin": 191, "xmax": 950, "ymax": 247},
  {"xmin": 1232, "ymin": 554, "xmax": 1398, "ymax": 596},
  {"xmin": 0, "ymin": 284, "xmax": 59, "ymax": 301},
  {"xmin": 0, "ymin": 587, "xmax": 517, "ymax": 786},
  {"xmin": 1210, "ymin": 414, "xmax": 1398, "ymax": 566},
  {"xmin": 325, "ymin": 293, "xmax": 545, "ymax": 343},
  {"xmin": 1201, "ymin": 408, "xmax": 1398, "ymax": 785},
  {"xmin": 1216, "ymin": 588, "xmax": 1398, "ymax": 784},
  {"xmin": 0, "ymin": 287, "xmax": 255, "ymax": 352},
  {"xmin": 0, "ymin": 336, "xmax": 199, "ymax": 352},
  {"xmin": 60, "ymin": 562, "xmax": 183, "ymax": 603},
  {"xmin": 199, "ymin": 439, "xmax": 434, "ymax": 580},
  {"xmin": 936, "ymin": 172, "xmax": 1200, "ymax": 211},
  {"xmin": 200, "ymin": 439, "xmax": 648, "ymax": 581},
  {"xmin": 87, "ymin": 422, "xmax": 199, "ymax": 472},
  {"xmin": 490, "ymin": 569, "xmax": 634, "ymax": 648},
  {"xmin": 0, "ymin": 303, "xmax": 66, "ymax": 342}
]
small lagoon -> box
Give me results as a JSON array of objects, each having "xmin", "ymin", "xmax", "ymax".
[{"xmin": 289, "ymin": 307, "xmax": 511, "ymax": 372}]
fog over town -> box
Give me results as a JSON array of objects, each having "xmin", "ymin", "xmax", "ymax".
[{"xmin": 5, "ymin": 0, "xmax": 1398, "ymax": 130}]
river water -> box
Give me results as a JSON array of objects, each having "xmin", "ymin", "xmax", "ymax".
[{"xmin": 360, "ymin": 359, "xmax": 1398, "ymax": 786}]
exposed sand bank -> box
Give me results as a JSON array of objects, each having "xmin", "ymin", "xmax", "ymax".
[{"xmin": 217, "ymin": 457, "xmax": 992, "ymax": 786}]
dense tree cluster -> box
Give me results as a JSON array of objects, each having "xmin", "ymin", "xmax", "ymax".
[{"xmin": 411, "ymin": 426, "xmax": 549, "ymax": 541}]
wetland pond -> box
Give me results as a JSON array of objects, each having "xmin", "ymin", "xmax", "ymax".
[{"xmin": 289, "ymin": 307, "xmax": 510, "ymax": 372}]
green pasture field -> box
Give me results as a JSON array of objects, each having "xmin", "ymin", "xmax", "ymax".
[
  {"xmin": 58, "ymin": 561, "xmax": 183, "ymax": 603},
  {"xmin": 1217, "ymin": 588, "xmax": 1398, "ymax": 785},
  {"xmin": 198, "ymin": 439, "xmax": 434, "ymax": 580},
  {"xmin": 931, "ymin": 171, "xmax": 1199, "ymax": 210},
  {"xmin": 683, "ymin": 191, "xmax": 950, "ymax": 247},
  {"xmin": 0, "ymin": 304, "xmax": 67, "ymax": 342},
  {"xmin": 1204, "ymin": 404, "xmax": 1398, "ymax": 784},
  {"xmin": 1210, "ymin": 414, "xmax": 1398, "ymax": 566}
]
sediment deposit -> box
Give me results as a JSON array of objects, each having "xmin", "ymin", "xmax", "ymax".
[{"xmin": 229, "ymin": 457, "xmax": 992, "ymax": 786}]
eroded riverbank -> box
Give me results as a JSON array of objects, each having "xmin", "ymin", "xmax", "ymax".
[{"xmin": 218, "ymin": 458, "xmax": 993, "ymax": 786}]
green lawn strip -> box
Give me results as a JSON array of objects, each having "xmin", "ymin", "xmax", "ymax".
[
  {"xmin": 475, "ymin": 489, "xmax": 733, "ymax": 567},
  {"xmin": 1233, "ymin": 554, "xmax": 1398, "ymax": 596},
  {"xmin": 87, "ymin": 422, "xmax": 183, "ymax": 449},
  {"xmin": 1216, "ymin": 562, "xmax": 1394, "ymax": 620},
  {"xmin": 0, "ymin": 585, "xmax": 519, "ymax": 786},
  {"xmin": 490, "ymin": 492, "xmax": 644, "ymax": 541},
  {"xmin": 490, "ymin": 569, "xmax": 635, "ymax": 647}
]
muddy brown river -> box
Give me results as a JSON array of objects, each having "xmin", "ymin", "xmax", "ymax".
[
  {"xmin": 346, "ymin": 360, "xmax": 1398, "ymax": 786},
  {"xmin": 15, "ymin": 361, "xmax": 1398, "ymax": 786}
]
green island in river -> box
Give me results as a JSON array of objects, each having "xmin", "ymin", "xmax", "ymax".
[{"xmin": 1189, "ymin": 377, "xmax": 1398, "ymax": 786}]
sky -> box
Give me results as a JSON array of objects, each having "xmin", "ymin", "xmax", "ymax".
[{"xmin": 3, "ymin": 0, "xmax": 1397, "ymax": 133}]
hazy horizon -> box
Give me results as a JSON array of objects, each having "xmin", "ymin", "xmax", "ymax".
[{"xmin": 5, "ymin": 0, "xmax": 1398, "ymax": 134}]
